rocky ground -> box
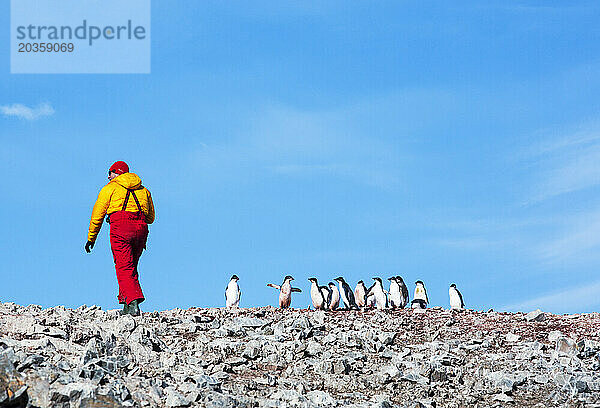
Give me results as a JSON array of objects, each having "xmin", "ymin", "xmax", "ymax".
[{"xmin": 1, "ymin": 302, "xmax": 600, "ymax": 408}]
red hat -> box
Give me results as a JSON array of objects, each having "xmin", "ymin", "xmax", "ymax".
[{"xmin": 109, "ymin": 161, "xmax": 129, "ymax": 175}]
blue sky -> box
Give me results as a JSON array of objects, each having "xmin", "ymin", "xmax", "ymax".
[{"xmin": 2, "ymin": 1, "xmax": 600, "ymax": 313}]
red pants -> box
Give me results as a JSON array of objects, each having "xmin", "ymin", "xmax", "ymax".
[{"xmin": 109, "ymin": 211, "xmax": 148, "ymax": 305}]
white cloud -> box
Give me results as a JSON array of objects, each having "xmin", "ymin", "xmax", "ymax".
[
  {"xmin": 187, "ymin": 101, "xmax": 405, "ymax": 189},
  {"xmin": 501, "ymin": 280, "xmax": 600, "ymax": 314},
  {"xmin": 536, "ymin": 208, "xmax": 600, "ymax": 263},
  {"xmin": 523, "ymin": 121, "xmax": 600, "ymax": 203},
  {"xmin": 0, "ymin": 103, "xmax": 55, "ymax": 120}
]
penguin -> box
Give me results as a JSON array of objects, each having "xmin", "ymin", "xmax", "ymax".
[
  {"xmin": 388, "ymin": 277, "xmax": 402, "ymax": 309},
  {"xmin": 327, "ymin": 282, "xmax": 340, "ymax": 310},
  {"xmin": 308, "ymin": 278, "xmax": 326, "ymax": 310},
  {"xmin": 411, "ymin": 280, "xmax": 428, "ymax": 309},
  {"xmin": 225, "ymin": 274, "xmax": 241, "ymax": 308},
  {"xmin": 354, "ymin": 280, "xmax": 368, "ymax": 308},
  {"xmin": 267, "ymin": 275, "xmax": 302, "ymax": 309},
  {"xmin": 334, "ymin": 277, "xmax": 359, "ymax": 310},
  {"xmin": 396, "ymin": 276, "xmax": 409, "ymax": 308},
  {"xmin": 367, "ymin": 277, "xmax": 388, "ymax": 310},
  {"xmin": 449, "ymin": 283, "xmax": 465, "ymax": 310}
]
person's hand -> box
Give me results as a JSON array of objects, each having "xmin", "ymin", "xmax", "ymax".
[{"xmin": 85, "ymin": 240, "xmax": 95, "ymax": 253}]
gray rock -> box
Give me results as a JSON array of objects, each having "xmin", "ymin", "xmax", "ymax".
[
  {"xmin": 234, "ymin": 317, "xmax": 268, "ymax": 328},
  {"xmin": 165, "ymin": 386, "xmax": 191, "ymax": 407},
  {"xmin": 242, "ymin": 341, "xmax": 261, "ymax": 360},
  {"xmin": 556, "ymin": 337, "xmax": 576, "ymax": 356},
  {"xmin": 401, "ymin": 370, "xmax": 428, "ymax": 385},
  {"xmin": 81, "ymin": 338, "xmax": 102, "ymax": 365},
  {"xmin": 116, "ymin": 314, "xmax": 137, "ymax": 333},
  {"xmin": 0, "ymin": 354, "xmax": 28, "ymax": 405},
  {"xmin": 16, "ymin": 353, "xmax": 45, "ymax": 371},
  {"xmin": 0, "ymin": 348, "xmax": 17, "ymax": 366},
  {"xmin": 494, "ymin": 393, "xmax": 514, "ymax": 403},
  {"xmin": 307, "ymin": 390, "xmax": 336, "ymax": 406},
  {"xmin": 332, "ymin": 359, "xmax": 350, "ymax": 375},
  {"xmin": 577, "ymin": 338, "xmax": 600, "ymax": 358},
  {"xmin": 23, "ymin": 371, "xmax": 50, "ymax": 408},
  {"xmin": 378, "ymin": 332, "xmax": 396, "ymax": 346},
  {"xmin": 548, "ymin": 330, "xmax": 564, "ymax": 342},
  {"xmin": 306, "ymin": 341, "xmax": 323, "ymax": 357},
  {"xmin": 80, "ymin": 394, "xmax": 122, "ymax": 408},
  {"xmin": 525, "ymin": 309, "xmax": 546, "ymax": 322}
]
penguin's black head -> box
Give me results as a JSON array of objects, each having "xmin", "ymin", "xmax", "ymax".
[
  {"xmin": 357, "ymin": 280, "xmax": 364, "ymax": 285},
  {"xmin": 308, "ymin": 277, "xmax": 317, "ymax": 283},
  {"xmin": 231, "ymin": 275, "xmax": 239, "ymax": 281},
  {"xmin": 284, "ymin": 275, "xmax": 294, "ymax": 281},
  {"xmin": 372, "ymin": 277, "xmax": 382, "ymax": 283},
  {"xmin": 387, "ymin": 276, "xmax": 395, "ymax": 281},
  {"xmin": 334, "ymin": 277, "xmax": 345, "ymax": 283},
  {"xmin": 450, "ymin": 283, "xmax": 456, "ymax": 288},
  {"xmin": 415, "ymin": 280, "xmax": 424, "ymax": 285},
  {"xmin": 396, "ymin": 276, "xmax": 404, "ymax": 283},
  {"xmin": 328, "ymin": 282, "xmax": 336, "ymax": 287}
]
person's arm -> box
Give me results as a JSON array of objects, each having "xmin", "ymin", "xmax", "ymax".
[
  {"xmin": 88, "ymin": 185, "xmax": 112, "ymax": 242},
  {"xmin": 145, "ymin": 191, "xmax": 155, "ymax": 224}
]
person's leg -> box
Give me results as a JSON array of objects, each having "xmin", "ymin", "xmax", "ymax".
[
  {"xmin": 110, "ymin": 222, "xmax": 144, "ymax": 306},
  {"xmin": 125, "ymin": 223, "xmax": 148, "ymax": 316},
  {"xmin": 130, "ymin": 223, "xmax": 148, "ymax": 303}
]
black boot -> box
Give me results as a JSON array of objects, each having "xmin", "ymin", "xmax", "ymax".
[
  {"xmin": 128, "ymin": 299, "xmax": 140, "ymax": 317},
  {"xmin": 120, "ymin": 303, "xmax": 129, "ymax": 315}
]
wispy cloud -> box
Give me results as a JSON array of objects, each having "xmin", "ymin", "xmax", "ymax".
[
  {"xmin": 536, "ymin": 209, "xmax": 600, "ymax": 263},
  {"xmin": 522, "ymin": 121, "xmax": 600, "ymax": 203},
  {"xmin": 502, "ymin": 280, "xmax": 600, "ymax": 314},
  {"xmin": 187, "ymin": 101, "xmax": 405, "ymax": 189},
  {"xmin": 0, "ymin": 103, "xmax": 55, "ymax": 120}
]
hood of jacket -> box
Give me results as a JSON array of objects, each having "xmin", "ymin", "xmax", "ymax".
[{"xmin": 112, "ymin": 173, "xmax": 142, "ymax": 190}]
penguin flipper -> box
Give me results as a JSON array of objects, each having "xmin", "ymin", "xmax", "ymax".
[
  {"xmin": 267, "ymin": 283, "xmax": 280, "ymax": 290},
  {"xmin": 366, "ymin": 282, "xmax": 376, "ymax": 296},
  {"xmin": 458, "ymin": 289, "xmax": 464, "ymax": 308},
  {"xmin": 291, "ymin": 287, "xmax": 302, "ymax": 293}
]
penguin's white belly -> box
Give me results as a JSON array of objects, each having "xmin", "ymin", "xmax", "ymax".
[
  {"xmin": 355, "ymin": 288, "xmax": 365, "ymax": 307},
  {"xmin": 311, "ymin": 286, "xmax": 323, "ymax": 308},
  {"xmin": 330, "ymin": 290, "xmax": 340, "ymax": 309},
  {"xmin": 449, "ymin": 289, "xmax": 462, "ymax": 309},
  {"xmin": 225, "ymin": 283, "xmax": 239, "ymax": 307},
  {"xmin": 389, "ymin": 288, "xmax": 401, "ymax": 308},
  {"xmin": 374, "ymin": 291, "xmax": 387, "ymax": 310},
  {"xmin": 339, "ymin": 285, "xmax": 349, "ymax": 308}
]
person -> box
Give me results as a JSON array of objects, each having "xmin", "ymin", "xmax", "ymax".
[{"xmin": 85, "ymin": 161, "xmax": 155, "ymax": 316}]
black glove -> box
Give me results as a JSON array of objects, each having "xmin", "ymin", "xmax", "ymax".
[{"xmin": 85, "ymin": 240, "xmax": 95, "ymax": 253}]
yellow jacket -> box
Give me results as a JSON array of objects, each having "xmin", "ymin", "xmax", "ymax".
[{"xmin": 88, "ymin": 173, "xmax": 155, "ymax": 242}]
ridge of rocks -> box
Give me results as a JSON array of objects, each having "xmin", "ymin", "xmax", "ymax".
[{"xmin": 1, "ymin": 302, "xmax": 600, "ymax": 407}]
